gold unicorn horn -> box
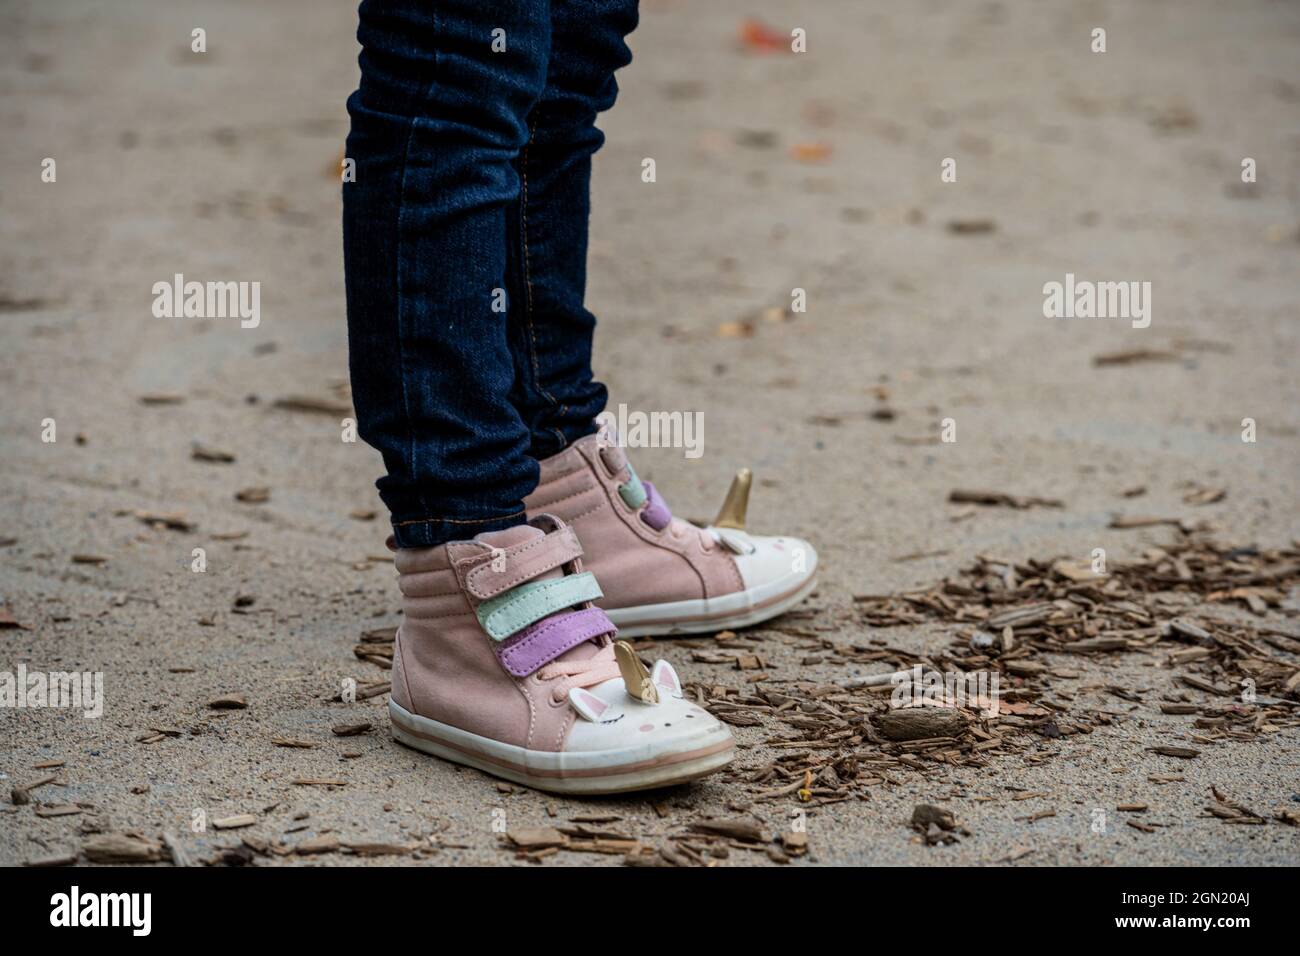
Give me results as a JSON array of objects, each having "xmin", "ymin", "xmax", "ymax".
[
  {"xmin": 713, "ymin": 468, "xmax": 752, "ymax": 530},
  {"xmin": 614, "ymin": 640, "xmax": 658, "ymax": 705}
]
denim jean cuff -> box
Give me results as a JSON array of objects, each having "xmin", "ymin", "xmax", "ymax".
[
  {"xmin": 390, "ymin": 509, "xmax": 528, "ymax": 549},
  {"xmin": 527, "ymin": 415, "xmax": 602, "ymax": 460}
]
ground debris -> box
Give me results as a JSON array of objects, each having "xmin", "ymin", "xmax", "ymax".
[
  {"xmin": 910, "ymin": 804, "xmax": 968, "ymax": 845},
  {"xmin": 1092, "ymin": 348, "xmax": 1181, "ymax": 367},
  {"xmin": 208, "ymin": 694, "xmax": 248, "ymax": 710},
  {"xmin": 81, "ymin": 833, "xmax": 166, "ymax": 864},
  {"xmin": 272, "ymin": 395, "xmax": 352, "ymax": 416},
  {"xmin": 506, "ymin": 827, "xmax": 567, "ymax": 851},
  {"xmin": 874, "ymin": 706, "xmax": 969, "ymax": 741},
  {"xmin": 946, "ymin": 218, "xmax": 996, "ymax": 235},
  {"xmin": 689, "ymin": 818, "xmax": 769, "ymax": 842},
  {"xmin": 295, "ymin": 834, "xmax": 341, "ymax": 855},
  {"xmin": 191, "ymin": 442, "xmax": 235, "ymax": 463},
  {"xmin": 212, "ymin": 814, "xmax": 258, "ymax": 830},
  {"xmin": 948, "ymin": 488, "xmax": 1063, "ymax": 509},
  {"xmin": 1204, "ymin": 784, "xmax": 1266, "ymax": 824},
  {"xmin": 331, "ymin": 722, "xmax": 373, "ymax": 737},
  {"xmin": 852, "ymin": 540, "xmax": 1300, "ymax": 743},
  {"xmin": 134, "ymin": 510, "xmax": 196, "ymax": 532}
]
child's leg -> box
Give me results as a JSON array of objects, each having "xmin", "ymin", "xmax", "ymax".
[
  {"xmin": 504, "ymin": 0, "xmax": 640, "ymax": 460},
  {"xmin": 345, "ymin": 0, "xmax": 736, "ymax": 792},
  {"xmin": 344, "ymin": 0, "xmax": 551, "ymax": 547},
  {"xmin": 497, "ymin": 0, "xmax": 816, "ymax": 636}
]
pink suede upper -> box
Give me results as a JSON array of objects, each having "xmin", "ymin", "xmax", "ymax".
[
  {"xmin": 523, "ymin": 435, "xmax": 744, "ymax": 609},
  {"xmin": 391, "ymin": 522, "xmax": 604, "ymax": 752}
]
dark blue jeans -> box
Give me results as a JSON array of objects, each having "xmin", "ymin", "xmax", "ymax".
[{"xmin": 343, "ymin": 0, "xmax": 638, "ymax": 547}]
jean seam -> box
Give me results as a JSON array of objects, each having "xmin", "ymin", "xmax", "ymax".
[
  {"xmin": 520, "ymin": 113, "xmax": 563, "ymax": 424},
  {"xmin": 393, "ymin": 6, "xmax": 441, "ymax": 519}
]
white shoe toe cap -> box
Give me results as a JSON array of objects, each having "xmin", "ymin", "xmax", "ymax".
[
  {"xmin": 565, "ymin": 678, "xmax": 731, "ymax": 755},
  {"xmin": 728, "ymin": 532, "xmax": 818, "ymax": 593}
]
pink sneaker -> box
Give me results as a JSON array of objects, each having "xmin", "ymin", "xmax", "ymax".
[
  {"xmin": 387, "ymin": 515, "xmax": 735, "ymax": 794},
  {"xmin": 524, "ymin": 431, "xmax": 819, "ymax": 637}
]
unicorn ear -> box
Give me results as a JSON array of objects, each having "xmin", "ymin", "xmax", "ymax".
[
  {"xmin": 651, "ymin": 659, "xmax": 681, "ymax": 696},
  {"xmin": 569, "ymin": 687, "xmax": 620, "ymax": 723}
]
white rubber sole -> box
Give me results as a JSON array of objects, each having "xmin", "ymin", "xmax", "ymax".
[
  {"xmin": 606, "ymin": 573, "xmax": 818, "ymax": 638},
  {"xmin": 390, "ymin": 700, "xmax": 735, "ymax": 795}
]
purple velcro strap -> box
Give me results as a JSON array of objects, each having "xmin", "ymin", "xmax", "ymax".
[
  {"xmin": 494, "ymin": 607, "xmax": 616, "ymax": 678},
  {"xmin": 640, "ymin": 480, "xmax": 672, "ymax": 531}
]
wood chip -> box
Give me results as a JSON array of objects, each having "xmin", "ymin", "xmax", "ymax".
[
  {"xmin": 1147, "ymin": 745, "xmax": 1201, "ymax": 759},
  {"xmin": 135, "ymin": 510, "xmax": 196, "ymax": 532},
  {"xmin": 208, "ymin": 694, "xmax": 248, "ymax": 710},
  {"xmin": 1092, "ymin": 349, "xmax": 1181, "ymax": 367},
  {"xmin": 343, "ymin": 841, "xmax": 414, "ymax": 857},
  {"xmin": 911, "ymin": 804, "xmax": 957, "ymax": 830},
  {"xmin": 331, "ymin": 722, "xmax": 373, "ymax": 737},
  {"xmin": 781, "ymin": 831, "xmax": 809, "ymax": 856},
  {"xmin": 162, "ymin": 832, "xmax": 195, "ymax": 867},
  {"xmin": 295, "ymin": 834, "xmax": 341, "ymax": 855},
  {"xmin": 212, "ymin": 814, "xmax": 258, "ymax": 830},
  {"xmin": 998, "ymin": 847, "xmax": 1035, "ymax": 863},
  {"xmin": 272, "ymin": 395, "xmax": 352, "ymax": 416},
  {"xmin": 82, "ymin": 833, "xmax": 166, "ymax": 863},
  {"xmin": 791, "ymin": 141, "xmax": 832, "ymax": 163},
  {"xmin": 947, "ymin": 218, "xmax": 996, "ymax": 234},
  {"xmin": 874, "ymin": 707, "xmax": 969, "ymax": 741},
  {"xmin": 716, "ymin": 320, "xmax": 755, "ymax": 339},
  {"xmin": 689, "ymin": 819, "xmax": 769, "ymax": 842},
  {"xmin": 1108, "ymin": 515, "xmax": 1180, "ymax": 529},
  {"xmin": 506, "ymin": 827, "xmax": 568, "ymax": 849},
  {"xmin": 1183, "ymin": 486, "xmax": 1226, "ymax": 506},
  {"xmin": 949, "ymin": 489, "xmax": 1062, "ymax": 509},
  {"xmin": 191, "ymin": 442, "xmax": 235, "ymax": 463}
]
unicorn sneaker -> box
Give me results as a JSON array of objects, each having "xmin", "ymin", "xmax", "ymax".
[
  {"xmin": 523, "ymin": 431, "xmax": 819, "ymax": 637},
  {"xmin": 387, "ymin": 514, "xmax": 735, "ymax": 794}
]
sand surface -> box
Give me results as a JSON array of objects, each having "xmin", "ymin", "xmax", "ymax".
[{"xmin": 1, "ymin": 0, "xmax": 1297, "ymax": 866}]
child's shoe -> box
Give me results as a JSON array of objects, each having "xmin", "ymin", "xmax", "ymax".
[
  {"xmin": 387, "ymin": 514, "xmax": 735, "ymax": 793},
  {"xmin": 523, "ymin": 432, "xmax": 818, "ymax": 637}
]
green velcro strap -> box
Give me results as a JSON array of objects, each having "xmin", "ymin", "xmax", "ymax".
[
  {"xmin": 476, "ymin": 571, "xmax": 604, "ymax": 641},
  {"xmin": 619, "ymin": 468, "xmax": 647, "ymax": 509}
]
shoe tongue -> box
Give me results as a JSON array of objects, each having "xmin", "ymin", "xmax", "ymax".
[{"xmin": 472, "ymin": 524, "xmax": 600, "ymax": 664}]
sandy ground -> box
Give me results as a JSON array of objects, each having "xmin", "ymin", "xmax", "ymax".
[{"xmin": 1, "ymin": 0, "xmax": 1298, "ymax": 866}]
